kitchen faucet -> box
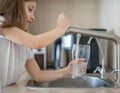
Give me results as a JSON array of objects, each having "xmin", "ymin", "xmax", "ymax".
[
  {"xmin": 86, "ymin": 36, "xmax": 105, "ymax": 79},
  {"xmin": 67, "ymin": 27, "xmax": 120, "ymax": 87},
  {"xmin": 88, "ymin": 37, "xmax": 105, "ymax": 79},
  {"xmin": 87, "ymin": 36, "xmax": 106, "ymax": 78}
]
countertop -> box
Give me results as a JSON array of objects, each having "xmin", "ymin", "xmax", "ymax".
[{"xmin": 0, "ymin": 72, "xmax": 120, "ymax": 93}]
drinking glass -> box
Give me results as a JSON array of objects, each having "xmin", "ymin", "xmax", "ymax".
[{"xmin": 72, "ymin": 44, "xmax": 90, "ymax": 79}]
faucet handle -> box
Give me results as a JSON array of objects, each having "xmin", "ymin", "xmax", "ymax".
[
  {"xmin": 93, "ymin": 66, "xmax": 101, "ymax": 73},
  {"xmin": 111, "ymin": 69, "xmax": 120, "ymax": 82},
  {"xmin": 111, "ymin": 69, "xmax": 120, "ymax": 81},
  {"xmin": 111, "ymin": 69, "xmax": 120, "ymax": 88},
  {"xmin": 111, "ymin": 69, "xmax": 120, "ymax": 74}
]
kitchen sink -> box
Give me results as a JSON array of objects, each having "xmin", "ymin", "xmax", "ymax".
[{"xmin": 26, "ymin": 75, "xmax": 114, "ymax": 88}]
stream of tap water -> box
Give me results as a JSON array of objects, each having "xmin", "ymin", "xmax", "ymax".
[
  {"xmin": 75, "ymin": 34, "xmax": 80, "ymax": 61},
  {"xmin": 72, "ymin": 34, "xmax": 81, "ymax": 78}
]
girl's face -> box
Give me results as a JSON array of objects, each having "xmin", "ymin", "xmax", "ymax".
[{"xmin": 24, "ymin": 1, "xmax": 36, "ymax": 30}]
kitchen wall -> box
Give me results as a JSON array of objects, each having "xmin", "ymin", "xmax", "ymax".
[
  {"xmin": 99, "ymin": 0, "xmax": 120, "ymax": 69},
  {"xmin": 29, "ymin": 0, "xmax": 100, "ymax": 65},
  {"xmin": 29, "ymin": 0, "xmax": 100, "ymax": 34}
]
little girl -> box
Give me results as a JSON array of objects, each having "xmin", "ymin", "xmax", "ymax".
[{"xmin": 0, "ymin": 0, "xmax": 85, "ymax": 88}]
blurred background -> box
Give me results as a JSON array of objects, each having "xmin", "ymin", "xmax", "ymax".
[{"xmin": 29, "ymin": 0, "xmax": 120, "ymax": 70}]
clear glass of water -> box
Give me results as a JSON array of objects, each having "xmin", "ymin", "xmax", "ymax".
[{"xmin": 72, "ymin": 44, "xmax": 90, "ymax": 79}]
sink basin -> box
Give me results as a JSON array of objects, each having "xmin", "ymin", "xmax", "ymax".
[{"xmin": 26, "ymin": 75, "xmax": 114, "ymax": 88}]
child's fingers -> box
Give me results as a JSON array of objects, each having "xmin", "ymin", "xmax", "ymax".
[
  {"xmin": 78, "ymin": 58, "xmax": 85, "ymax": 61},
  {"xmin": 76, "ymin": 58, "xmax": 85, "ymax": 63},
  {"xmin": 70, "ymin": 58, "xmax": 85, "ymax": 65}
]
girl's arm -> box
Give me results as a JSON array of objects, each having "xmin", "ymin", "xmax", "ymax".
[
  {"xmin": 25, "ymin": 57, "xmax": 85, "ymax": 82},
  {"xmin": 0, "ymin": 13, "xmax": 69, "ymax": 49}
]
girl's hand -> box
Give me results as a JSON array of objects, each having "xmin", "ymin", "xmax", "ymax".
[
  {"xmin": 57, "ymin": 13, "xmax": 69, "ymax": 33},
  {"xmin": 64, "ymin": 58, "xmax": 87, "ymax": 75}
]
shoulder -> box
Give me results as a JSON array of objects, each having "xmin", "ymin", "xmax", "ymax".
[{"xmin": 0, "ymin": 26, "xmax": 20, "ymax": 37}]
